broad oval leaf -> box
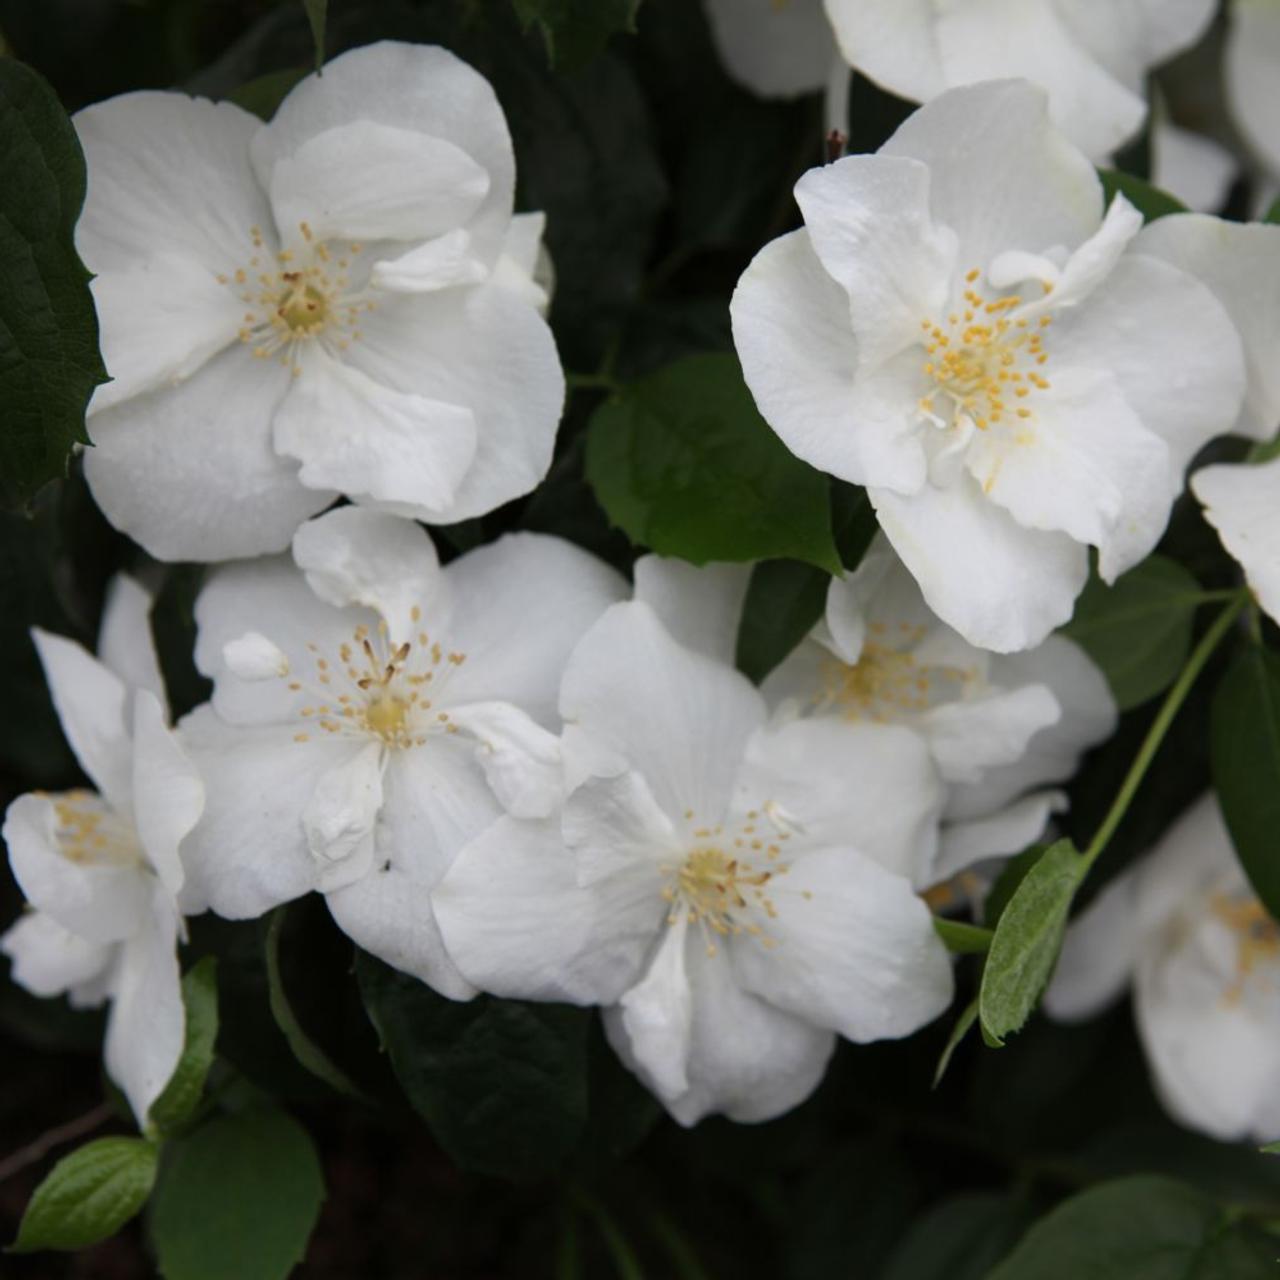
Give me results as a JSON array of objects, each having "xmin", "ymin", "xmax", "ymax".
[
  {"xmin": 1061, "ymin": 556, "xmax": 1203, "ymax": 711},
  {"xmin": 1099, "ymin": 170, "xmax": 1187, "ymax": 223},
  {"xmin": 148, "ymin": 956, "xmax": 219, "ymax": 1138},
  {"xmin": 735, "ymin": 559, "xmax": 828, "ymax": 684},
  {"xmin": 986, "ymin": 1176, "xmax": 1276, "ymax": 1280},
  {"xmin": 1211, "ymin": 644, "xmax": 1280, "ymax": 920},
  {"xmin": 979, "ymin": 839, "xmax": 1086, "ymax": 1046},
  {"xmin": 882, "ymin": 1193, "xmax": 1031, "ymax": 1280},
  {"xmin": 356, "ymin": 951, "xmax": 590, "ymax": 1181},
  {"xmin": 586, "ymin": 354, "xmax": 841, "ymax": 572},
  {"xmin": 0, "ymin": 59, "xmax": 106, "ymax": 507},
  {"xmin": 150, "ymin": 1107, "xmax": 324, "ymax": 1280},
  {"xmin": 13, "ymin": 1136, "xmax": 157, "ymax": 1253}
]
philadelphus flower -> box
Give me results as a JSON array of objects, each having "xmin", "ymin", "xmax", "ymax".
[
  {"xmin": 1226, "ymin": 0, "xmax": 1280, "ymax": 193},
  {"xmin": 177, "ymin": 507, "xmax": 624, "ymax": 997},
  {"xmin": 703, "ymin": 0, "xmax": 836, "ymax": 98},
  {"xmin": 1152, "ymin": 122, "xmax": 1237, "ymax": 216},
  {"xmin": 732, "ymin": 80, "xmax": 1247, "ymax": 652},
  {"xmin": 1132, "ymin": 214, "xmax": 1280, "ymax": 620},
  {"xmin": 824, "ymin": 0, "xmax": 1216, "ymax": 161},
  {"xmin": 433, "ymin": 601, "xmax": 953, "ymax": 1125},
  {"xmin": 1, "ymin": 577, "xmax": 204, "ymax": 1126},
  {"xmin": 1047, "ymin": 797, "xmax": 1280, "ymax": 1142},
  {"xmin": 631, "ymin": 544, "xmax": 1116, "ymax": 888},
  {"xmin": 75, "ymin": 41, "xmax": 564, "ymax": 562}
]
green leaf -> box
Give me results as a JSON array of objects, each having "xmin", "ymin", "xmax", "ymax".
[
  {"xmin": 882, "ymin": 1193, "xmax": 1031, "ymax": 1280},
  {"xmin": 512, "ymin": 0, "xmax": 640, "ymax": 70},
  {"xmin": 227, "ymin": 68, "xmax": 308, "ymax": 121},
  {"xmin": 1098, "ymin": 169, "xmax": 1187, "ymax": 223},
  {"xmin": 986, "ymin": 1176, "xmax": 1276, "ymax": 1280},
  {"xmin": 1062, "ymin": 555, "xmax": 1203, "ymax": 710},
  {"xmin": 12, "ymin": 1136, "xmax": 157, "ymax": 1252},
  {"xmin": 933, "ymin": 997, "xmax": 979, "ymax": 1088},
  {"xmin": 148, "ymin": 957, "xmax": 219, "ymax": 1138},
  {"xmin": 735, "ymin": 559, "xmax": 829, "ymax": 685},
  {"xmin": 1212, "ymin": 645, "xmax": 1280, "ymax": 920},
  {"xmin": 933, "ymin": 919, "xmax": 994, "ymax": 955},
  {"xmin": 150, "ymin": 1108, "xmax": 324, "ymax": 1280},
  {"xmin": 0, "ymin": 58, "xmax": 106, "ymax": 507},
  {"xmin": 1264, "ymin": 197, "xmax": 1280, "ymax": 226},
  {"xmin": 264, "ymin": 907, "xmax": 367, "ymax": 1100},
  {"xmin": 301, "ymin": 0, "xmax": 325, "ymax": 70},
  {"xmin": 979, "ymin": 839, "xmax": 1087, "ymax": 1046},
  {"xmin": 356, "ymin": 951, "xmax": 590, "ymax": 1180},
  {"xmin": 586, "ymin": 354, "xmax": 841, "ymax": 572}
]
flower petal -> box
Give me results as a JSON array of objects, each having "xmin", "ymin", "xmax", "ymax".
[
  {"xmin": 274, "ymin": 348, "xmax": 477, "ymax": 515},
  {"xmin": 345, "ymin": 284, "xmax": 562, "ymax": 523},
  {"xmin": 97, "ymin": 575, "xmax": 167, "ymax": 715},
  {"xmin": 1192, "ymin": 458, "xmax": 1280, "ymax": 626},
  {"xmin": 1151, "ymin": 123, "xmax": 1237, "ymax": 215},
  {"xmin": 4, "ymin": 793, "xmax": 149, "ymax": 944},
  {"xmin": 560, "ymin": 602, "xmax": 765, "ymax": 827},
  {"xmin": 290, "ymin": 506, "xmax": 448, "ymax": 649},
  {"xmin": 256, "ymin": 42, "xmax": 515, "ymax": 268},
  {"xmin": 440, "ymin": 533, "xmax": 626, "ymax": 723},
  {"xmin": 616, "ymin": 919, "xmax": 694, "ymax": 1099},
  {"xmin": 301, "ymin": 740, "xmax": 384, "ymax": 894},
  {"xmin": 131, "ymin": 691, "xmax": 203, "ymax": 899},
  {"xmin": 1, "ymin": 910, "xmax": 113, "ymax": 999},
  {"xmin": 104, "ymin": 883, "xmax": 184, "ymax": 1127},
  {"xmin": 491, "ymin": 212, "xmax": 552, "ymax": 315},
  {"xmin": 1137, "ymin": 214, "xmax": 1280, "ymax": 442},
  {"xmin": 870, "ymin": 473, "xmax": 1089, "ymax": 653},
  {"xmin": 631, "ymin": 556, "xmax": 752, "ymax": 666},
  {"xmin": 731, "ymin": 230, "xmax": 928, "ymax": 493},
  {"xmin": 794, "ymin": 155, "xmax": 956, "ymax": 376},
  {"xmin": 706, "ymin": 0, "xmax": 835, "ymax": 98},
  {"xmin": 445, "ymin": 701, "xmax": 563, "ymax": 819},
  {"xmin": 433, "ymin": 815, "xmax": 662, "ymax": 1003},
  {"xmin": 824, "ymin": 0, "xmax": 945, "ymax": 104},
  {"xmin": 563, "ymin": 770, "xmax": 681, "ymax": 887},
  {"xmin": 1043, "ymin": 869, "xmax": 1139, "ymax": 1021},
  {"xmin": 731, "ymin": 845, "xmax": 954, "ymax": 1041},
  {"xmin": 934, "ymin": 790, "xmax": 1063, "ymax": 883},
  {"xmin": 268, "ymin": 120, "xmax": 490, "ymax": 245},
  {"xmin": 83, "ymin": 345, "xmax": 333, "ymax": 563},
  {"xmin": 371, "ymin": 229, "xmax": 489, "ymax": 294},
  {"xmin": 32, "ymin": 628, "xmax": 131, "ymax": 811},
  {"xmin": 75, "ymin": 91, "xmax": 270, "ymax": 273},
  {"xmin": 923, "ymin": 683, "xmax": 1061, "ymax": 785},
  {"xmin": 1227, "ymin": 0, "xmax": 1280, "ymax": 180},
  {"xmin": 881, "ymin": 81, "xmax": 1103, "ymax": 270}
]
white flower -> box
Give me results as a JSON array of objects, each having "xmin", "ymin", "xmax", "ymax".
[
  {"xmin": 1152, "ymin": 122, "xmax": 1238, "ymax": 215},
  {"xmin": 633, "ymin": 545, "xmax": 1116, "ymax": 888},
  {"xmin": 177, "ymin": 507, "xmax": 624, "ymax": 998},
  {"xmin": 1226, "ymin": 0, "xmax": 1280, "ymax": 195},
  {"xmin": 1, "ymin": 577, "xmax": 204, "ymax": 1127},
  {"xmin": 433, "ymin": 600, "xmax": 952, "ymax": 1125},
  {"xmin": 75, "ymin": 41, "xmax": 564, "ymax": 562},
  {"xmin": 731, "ymin": 80, "xmax": 1246, "ymax": 652},
  {"xmin": 703, "ymin": 0, "xmax": 837, "ymax": 98},
  {"xmin": 1192, "ymin": 456, "xmax": 1280, "ymax": 624},
  {"xmin": 1047, "ymin": 796, "xmax": 1280, "ymax": 1143},
  {"xmin": 824, "ymin": 0, "xmax": 1216, "ymax": 161}
]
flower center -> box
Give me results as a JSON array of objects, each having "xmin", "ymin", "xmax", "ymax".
[
  {"xmin": 662, "ymin": 810, "xmax": 800, "ymax": 957},
  {"xmin": 282, "ymin": 608, "xmax": 467, "ymax": 751},
  {"xmin": 52, "ymin": 791, "xmax": 142, "ymax": 869},
  {"xmin": 918, "ymin": 267, "xmax": 1054, "ymax": 432},
  {"xmin": 1212, "ymin": 892, "xmax": 1280, "ymax": 1003},
  {"xmin": 218, "ymin": 221, "xmax": 377, "ymax": 375}
]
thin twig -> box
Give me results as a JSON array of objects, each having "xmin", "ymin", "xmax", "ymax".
[{"xmin": 0, "ymin": 1101, "xmax": 115, "ymax": 1184}]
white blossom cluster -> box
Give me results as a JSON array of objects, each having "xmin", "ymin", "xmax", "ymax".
[{"xmin": 6, "ymin": 11, "xmax": 1280, "ymax": 1142}]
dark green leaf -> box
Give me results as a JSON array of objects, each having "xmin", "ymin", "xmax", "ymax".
[
  {"xmin": 986, "ymin": 1176, "xmax": 1275, "ymax": 1280},
  {"xmin": 830, "ymin": 482, "xmax": 878, "ymax": 572},
  {"xmin": 586, "ymin": 355, "xmax": 840, "ymax": 572},
  {"xmin": 1264, "ymin": 197, "xmax": 1280, "ymax": 226},
  {"xmin": 512, "ymin": 0, "xmax": 640, "ymax": 70},
  {"xmin": 735, "ymin": 559, "xmax": 829, "ymax": 685},
  {"xmin": 0, "ymin": 58, "xmax": 106, "ymax": 506},
  {"xmin": 227, "ymin": 67, "xmax": 308, "ymax": 121},
  {"xmin": 148, "ymin": 957, "xmax": 219, "ymax": 1138},
  {"xmin": 301, "ymin": 0, "xmax": 325, "ymax": 70},
  {"xmin": 933, "ymin": 919, "xmax": 993, "ymax": 955},
  {"xmin": 982, "ymin": 845, "xmax": 1046, "ymax": 928},
  {"xmin": 1062, "ymin": 555, "xmax": 1203, "ymax": 710},
  {"xmin": 150, "ymin": 1108, "xmax": 324, "ymax": 1280},
  {"xmin": 933, "ymin": 997, "xmax": 978, "ymax": 1088},
  {"xmin": 1212, "ymin": 645, "xmax": 1280, "ymax": 920},
  {"xmin": 881, "ymin": 1193, "xmax": 1031, "ymax": 1280},
  {"xmin": 1099, "ymin": 169, "xmax": 1187, "ymax": 223},
  {"xmin": 264, "ymin": 907, "xmax": 367, "ymax": 1100},
  {"xmin": 979, "ymin": 839, "xmax": 1087, "ymax": 1046},
  {"xmin": 12, "ymin": 1136, "xmax": 156, "ymax": 1252},
  {"xmin": 357, "ymin": 951, "xmax": 590, "ymax": 1181}
]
